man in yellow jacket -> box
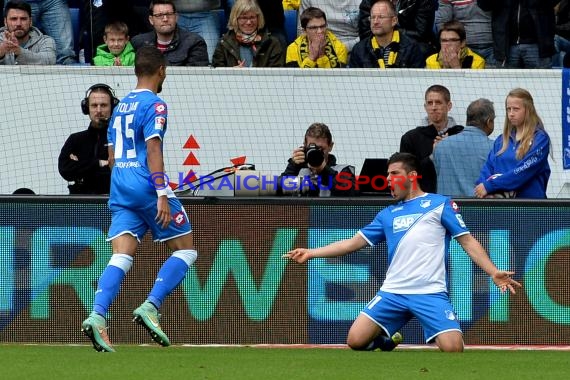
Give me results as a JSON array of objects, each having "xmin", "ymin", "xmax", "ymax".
[
  {"xmin": 426, "ymin": 20, "xmax": 485, "ymax": 69},
  {"xmin": 286, "ymin": 7, "xmax": 347, "ymax": 68}
]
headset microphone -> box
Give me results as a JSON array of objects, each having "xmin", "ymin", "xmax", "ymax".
[{"xmin": 81, "ymin": 83, "xmax": 119, "ymax": 115}]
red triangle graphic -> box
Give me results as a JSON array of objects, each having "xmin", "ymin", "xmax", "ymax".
[
  {"xmin": 183, "ymin": 135, "xmax": 200, "ymax": 149},
  {"xmin": 168, "ymin": 182, "xmax": 178, "ymax": 190},
  {"xmin": 230, "ymin": 155, "xmax": 246, "ymax": 166},
  {"xmin": 183, "ymin": 151, "xmax": 200, "ymax": 166},
  {"xmin": 182, "ymin": 170, "xmax": 198, "ymax": 183}
]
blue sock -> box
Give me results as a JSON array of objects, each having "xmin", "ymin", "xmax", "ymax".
[
  {"xmin": 147, "ymin": 250, "xmax": 196, "ymax": 309},
  {"xmin": 93, "ymin": 254, "xmax": 133, "ymax": 317}
]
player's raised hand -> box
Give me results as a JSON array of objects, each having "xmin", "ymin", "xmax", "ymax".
[
  {"xmin": 492, "ymin": 270, "xmax": 521, "ymax": 294},
  {"xmin": 282, "ymin": 248, "xmax": 312, "ymax": 263}
]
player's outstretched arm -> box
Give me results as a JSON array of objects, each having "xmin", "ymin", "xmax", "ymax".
[
  {"xmin": 456, "ymin": 234, "xmax": 522, "ymax": 294},
  {"xmin": 283, "ymin": 234, "xmax": 368, "ymax": 264}
]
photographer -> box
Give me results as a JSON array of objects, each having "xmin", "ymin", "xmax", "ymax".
[
  {"xmin": 58, "ymin": 83, "xmax": 118, "ymax": 195},
  {"xmin": 279, "ymin": 122, "xmax": 356, "ymax": 197}
]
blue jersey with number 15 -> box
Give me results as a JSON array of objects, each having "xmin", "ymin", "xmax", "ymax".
[{"xmin": 107, "ymin": 89, "xmax": 169, "ymax": 209}]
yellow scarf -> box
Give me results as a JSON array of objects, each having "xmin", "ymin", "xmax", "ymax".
[{"xmin": 371, "ymin": 30, "xmax": 400, "ymax": 69}]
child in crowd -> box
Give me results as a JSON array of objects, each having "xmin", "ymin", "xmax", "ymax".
[{"xmin": 93, "ymin": 21, "xmax": 135, "ymax": 66}]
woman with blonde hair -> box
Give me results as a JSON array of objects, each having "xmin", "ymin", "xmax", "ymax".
[
  {"xmin": 212, "ymin": 0, "xmax": 284, "ymax": 67},
  {"xmin": 474, "ymin": 88, "xmax": 551, "ymax": 198}
]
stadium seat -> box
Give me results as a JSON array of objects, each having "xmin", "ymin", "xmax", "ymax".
[
  {"xmin": 284, "ymin": 10, "xmax": 298, "ymax": 45},
  {"xmin": 69, "ymin": 8, "xmax": 81, "ymax": 57}
]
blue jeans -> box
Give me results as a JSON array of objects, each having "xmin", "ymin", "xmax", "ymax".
[
  {"xmin": 28, "ymin": 0, "xmax": 77, "ymax": 64},
  {"xmin": 554, "ymin": 34, "xmax": 570, "ymax": 68},
  {"xmin": 507, "ymin": 43, "xmax": 552, "ymax": 69},
  {"xmin": 177, "ymin": 11, "xmax": 221, "ymax": 62}
]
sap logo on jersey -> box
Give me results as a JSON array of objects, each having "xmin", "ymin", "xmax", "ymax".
[{"xmin": 393, "ymin": 213, "xmax": 422, "ymax": 233}]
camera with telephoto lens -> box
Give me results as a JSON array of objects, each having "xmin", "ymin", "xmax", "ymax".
[{"xmin": 304, "ymin": 143, "xmax": 325, "ymax": 167}]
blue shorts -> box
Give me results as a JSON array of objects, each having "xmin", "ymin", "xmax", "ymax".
[
  {"xmin": 107, "ymin": 197, "xmax": 192, "ymax": 242},
  {"xmin": 361, "ymin": 290, "xmax": 462, "ymax": 343}
]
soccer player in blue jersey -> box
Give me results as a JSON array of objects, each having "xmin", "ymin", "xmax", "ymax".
[
  {"xmin": 284, "ymin": 152, "xmax": 522, "ymax": 352},
  {"xmin": 81, "ymin": 45, "xmax": 197, "ymax": 352}
]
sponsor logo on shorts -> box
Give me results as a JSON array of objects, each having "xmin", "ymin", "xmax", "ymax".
[{"xmin": 173, "ymin": 211, "xmax": 186, "ymax": 227}]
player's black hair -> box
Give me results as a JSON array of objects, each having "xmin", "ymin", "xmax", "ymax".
[
  {"xmin": 135, "ymin": 45, "xmax": 166, "ymax": 77},
  {"xmin": 388, "ymin": 152, "xmax": 420, "ymax": 173}
]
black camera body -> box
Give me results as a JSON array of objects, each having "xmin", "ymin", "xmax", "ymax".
[{"xmin": 304, "ymin": 143, "xmax": 325, "ymax": 167}]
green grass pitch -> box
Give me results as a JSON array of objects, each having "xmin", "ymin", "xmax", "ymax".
[{"xmin": 0, "ymin": 345, "xmax": 568, "ymax": 380}]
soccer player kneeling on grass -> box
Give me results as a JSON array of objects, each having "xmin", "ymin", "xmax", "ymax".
[{"xmin": 283, "ymin": 152, "xmax": 521, "ymax": 352}]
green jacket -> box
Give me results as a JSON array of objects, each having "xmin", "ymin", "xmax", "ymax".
[{"xmin": 93, "ymin": 41, "xmax": 135, "ymax": 66}]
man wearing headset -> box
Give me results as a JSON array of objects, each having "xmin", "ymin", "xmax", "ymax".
[{"xmin": 58, "ymin": 83, "xmax": 119, "ymax": 194}]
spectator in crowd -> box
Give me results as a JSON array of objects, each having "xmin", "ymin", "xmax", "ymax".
[
  {"xmin": 58, "ymin": 83, "xmax": 118, "ymax": 195},
  {"xmin": 93, "ymin": 21, "xmax": 135, "ymax": 66},
  {"xmin": 349, "ymin": 0, "xmax": 425, "ymax": 68},
  {"xmin": 284, "ymin": 152, "xmax": 521, "ymax": 353},
  {"xmin": 298, "ymin": 0, "xmax": 360, "ymax": 52},
  {"xmin": 477, "ymin": 0, "xmax": 555, "ymax": 68},
  {"xmin": 131, "ymin": 0, "xmax": 209, "ymax": 66},
  {"xmin": 286, "ymin": 6, "xmax": 347, "ymax": 68},
  {"xmin": 426, "ymin": 20, "xmax": 485, "ymax": 69},
  {"xmin": 359, "ymin": 0, "xmax": 437, "ymax": 56},
  {"xmin": 554, "ymin": 0, "xmax": 570, "ymax": 67},
  {"xmin": 226, "ymin": 0, "xmax": 287, "ymax": 49},
  {"xmin": 22, "ymin": 0, "xmax": 76, "ymax": 64},
  {"xmin": 0, "ymin": 0, "xmax": 55, "ymax": 64},
  {"xmin": 279, "ymin": 122, "xmax": 356, "ymax": 197},
  {"xmin": 433, "ymin": 98, "xmax": 495, "ymax": 197},
  {"xmin": 212, "ymin": 0, "xmax": 284, "ymax": 67},
  {"xmin": 400, "ymin": 85, "xmax": 460, "ymax": 193},
  {"xmin": 283, "ymin": 0, "xmax": 299, "ymax": 10},
  {"xmin": 435, "ymin": 0, "xmax": 495, "ymax": 66},
  {"xmin": 173, "ymin": 0, "xmax": 221, "ymax": 61},
  {"xmin": 80, "ymin": 1, "xmax": 152, "ymax": 64},
  {"xmin": 475, "ymin": 88, "xmax": 551, "ymax": 199}
]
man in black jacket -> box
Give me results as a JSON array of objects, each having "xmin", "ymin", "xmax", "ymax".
[
  {"xmin": 399, "ymin": 85, "xmax": 462, "ymax": 193},
  {"xmin": 358, "ymin": 0, "xmax": 437, "ymax": 55},
  {"xmin": 350, "ymin": 0, "xmax": 426, "ymax": 68},
  {"xmin": 131, "ymin": 0, "xmax": 209, "ymax": 66},
  {"xmin": 58, "ymin": 83, "xmax": 118, "ymax": 194}
]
